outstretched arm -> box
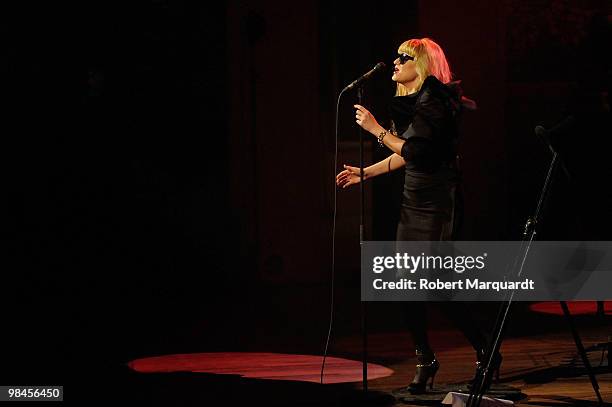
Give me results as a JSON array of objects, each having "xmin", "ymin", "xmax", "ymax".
[
  {"xmin": 336, "ymin": 153, "xmax": 405, "ymax": 189},
  {"xmin": 367, "ymin": 153, "xmax": 406, "ymax": 177}
]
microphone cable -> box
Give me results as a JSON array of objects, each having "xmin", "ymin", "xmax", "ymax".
[{"xmin": 320, "ymin": 88, "xmax": 347, "ymax": 384}]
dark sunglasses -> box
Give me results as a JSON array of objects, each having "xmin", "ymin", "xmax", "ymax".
[{"xmin": 397, "ymin": 53, "xmax": 415, "ymax": 64}]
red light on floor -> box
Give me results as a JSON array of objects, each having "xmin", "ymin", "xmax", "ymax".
[
  {"xmin": 128, "ymin": 352, "xmax": 394, "ymax": 384},
  {"xmin": 529, "ymin": 301, "xmax": 612, "ymax": 316}
]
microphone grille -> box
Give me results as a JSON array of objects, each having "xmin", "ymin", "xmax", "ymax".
[{"xmin": 534, "ymin": 125, "xmax": 547, "ymax": 137}]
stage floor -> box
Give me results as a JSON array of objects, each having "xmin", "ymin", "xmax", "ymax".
[
  {"xmin": 346, "ymin": 327, "xmax": 611, "ymax": 406},
  {"xmin": 121, "ymin": 316, "xmax": 611, "ymax": 406}
]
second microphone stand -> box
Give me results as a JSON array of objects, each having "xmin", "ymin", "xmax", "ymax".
[{"xmin": 466, "ymin": 127, "xmax": 605, "ymax": 407}]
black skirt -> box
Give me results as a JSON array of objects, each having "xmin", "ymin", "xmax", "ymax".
[{"xmin": 395, "ymin": 166, "xmax": 463, "ymax": 242}]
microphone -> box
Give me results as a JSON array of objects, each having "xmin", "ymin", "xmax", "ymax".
[
  {"xmin": 535, "ymin": 115, "xmax": 576, "ymax": 154},
  {"xmin": 535, "ymin": 116, "xmax": 575, "ymax": 179},
  {"xmin": 342, "ymin": 62, "xmax": 386, "ymax": 92},
  {"xmin": 534, "ymin": 125, "xmax": 555, "ymax": 154}
]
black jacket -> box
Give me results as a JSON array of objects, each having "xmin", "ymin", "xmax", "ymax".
[{"xmin": 389, "ymin": 75, "xmax": 476, "ymax": 173}]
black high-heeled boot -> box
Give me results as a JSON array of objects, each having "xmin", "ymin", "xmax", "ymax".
[
  {"xmin": 408, "ymin": 350, "xmax": 439, "ymax": 394},
  {"xmin": 470, "ymin": 349, "xmax": 502, "ymax": 393}
]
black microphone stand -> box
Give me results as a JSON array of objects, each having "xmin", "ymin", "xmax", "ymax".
[
  {"xmin": 335, "ymin": 63, "xmax": 390, "ymax": 405},
  {"xmin": 357, "ymin": 85, "xmax": 369, "ymax": 395},
  {"xmin": 466, "ymin": 125, "xmax": 605, "ymax": 407}
]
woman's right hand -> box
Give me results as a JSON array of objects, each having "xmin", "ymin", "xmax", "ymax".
[{"xmin": 336, "ymin": 164, "xmax": 365, "ymax": 189}]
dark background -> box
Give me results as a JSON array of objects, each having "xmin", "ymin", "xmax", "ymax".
[{"xmin": 4, "ymin": 0, "xmax": 610, "ymax": 397}]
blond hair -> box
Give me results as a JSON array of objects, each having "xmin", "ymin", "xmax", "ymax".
[{"xmin": 396, "ymin": 37, "xmax": 452, "ymax": 96}]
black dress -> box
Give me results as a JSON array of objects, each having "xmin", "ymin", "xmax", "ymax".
[
  {"xmin": 390, "ymin": 75, "xmax": 485, "ymax": 353},
  {"xmin": 389, "ymin": 75, "xmax": 466, "ymax": 242}
]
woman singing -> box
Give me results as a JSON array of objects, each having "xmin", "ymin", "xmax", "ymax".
[{"xmin": 336, "ymin": 37, "xmax": 500, "ymax": 394}]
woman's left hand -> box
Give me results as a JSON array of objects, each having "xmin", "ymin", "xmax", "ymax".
[{"xmin": 354, "ymin": 104, "xmax": 380, "ymax": 134}]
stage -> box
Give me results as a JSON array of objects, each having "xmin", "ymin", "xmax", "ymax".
[
  {"xmin": 6, "ymin": 1, "xmax": 611, "ymax": 405},
  {"xmin": 117, "ymin": 303, "xmax": 610, "ymax": 406}
]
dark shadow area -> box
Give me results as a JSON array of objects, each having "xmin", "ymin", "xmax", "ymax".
[{"xmin": 92, "ymin": 366, "xmax": 396, "ymax": 407}]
